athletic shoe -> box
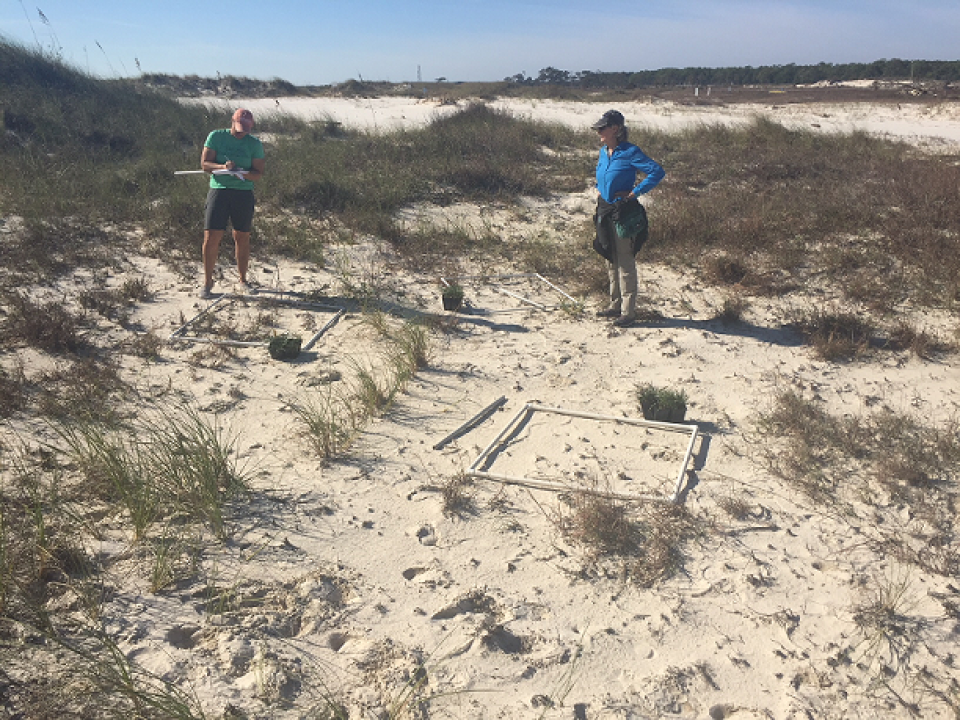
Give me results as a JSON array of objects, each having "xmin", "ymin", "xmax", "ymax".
[
  {"xmin": 613, "ymin": 315, "xmax": 635, "ymax": 328},
  {"xmin": 199, "ymin": 285, "xmax": 214, "ymax": 300},
  {"xmin": 596, "ymin": 308, "xmax": 620, "ymax": 318}
]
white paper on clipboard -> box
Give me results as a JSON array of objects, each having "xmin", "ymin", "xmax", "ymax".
[
  {"xmin": 212, "ymin": 169, "xmax": 248, "ymax": 178},
  {"xmin": 174, "ymin": 169, "xmax": 248, "ymax": 177}
]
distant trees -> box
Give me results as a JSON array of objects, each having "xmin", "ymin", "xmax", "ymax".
[{"xmin": 504, "ymin": 59, "xmax": 960, "ymax": 88}]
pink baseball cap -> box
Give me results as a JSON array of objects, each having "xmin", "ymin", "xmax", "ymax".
[{"xmin": 232, "ymin": 108, "xmax": 254, "ymax": 132}]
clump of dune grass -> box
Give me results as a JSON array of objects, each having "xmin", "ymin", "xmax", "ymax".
[
  {"xmin": 290, "ymin": 387, "xmax": 358, "ymax": 459},
  {"xmin": 714, "ymin": 294, "xmax": 750, "ymax": 324},
  {"xmin": 787, "ymin": 307, "xmax": 876, "ymax": 361},
  {"xmin": 0, "ymin": 291, "xmax": 86, "ymax": 354},
  {"xmin": 0, "ymin": 364, "xmax": 27, "ymax": 418},
  {"xmin": 365, "ymin": 312, "xmax": 431, "ymax": 380},
  {"xmin": 548, "ymin": 479, "xmax": 696, "ymax": 587},
  {"xmin": 851, "ymin": 566, "xmax": 925, "ymax": 676},
  {"xmin": 886, "ymin": 320, "xmax": 950, "ymax": 358},
  {"xmin": 438, "ymin": 473, "xmax": 477, "ymax": 519},
  {"xmin": 33, "ymin": 356, "xmax": 127, "ymax": 422},
  {"xmin": 53, "ymin": 403, "xmax": 248, "ymax": 540},
  {"xmin": 350, "ymin": 358, "xmax": 396, "ymax": 417}
]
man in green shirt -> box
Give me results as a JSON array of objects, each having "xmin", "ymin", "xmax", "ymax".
[{"xmin": 199, "ymin": 108, "xmax": 265, "ymax": 298}]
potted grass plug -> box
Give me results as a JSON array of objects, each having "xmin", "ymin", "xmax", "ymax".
[
  {"xmin": 637, "ymin": 383, "xmax": 688, "ymax": 423},
  {"xmin": 441, "ymin": 283, "xmax": 464, "ymax": 311},
  {"xmin": 268, "ymin": 334, "xmax": 302, "ymax": 360}
]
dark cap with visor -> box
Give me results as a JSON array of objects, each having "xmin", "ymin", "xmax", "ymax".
[{"xmin": 591, "ymin": 109, "xmax": 625, "ymax": 130}]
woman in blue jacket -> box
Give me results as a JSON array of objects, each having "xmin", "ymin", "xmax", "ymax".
[{"xmin": 592, "ymin": 109, "xmax": 665, "ymax": 328}]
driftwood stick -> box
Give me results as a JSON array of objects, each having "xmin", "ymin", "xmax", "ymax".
[{"xmin": 434, "ymin": 396, "xmax": 508, "ymax": 450}]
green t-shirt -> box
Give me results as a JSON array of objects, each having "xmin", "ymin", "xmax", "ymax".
[{"xmin": 204, "ymin": 129, "xmax": 264, "ymax": 190}]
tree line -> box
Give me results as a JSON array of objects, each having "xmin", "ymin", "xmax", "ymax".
[{"xmin": 506, "ymin": 60, "xmax": 960, "ymax": 88}]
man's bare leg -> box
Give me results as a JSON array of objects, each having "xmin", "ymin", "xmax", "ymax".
[
  {"xmin": 202, "ymin": 229, "xmax": 224, "ymax": 290},
  {"xmin": 234, "ymin": 230, "xmax": 251, "ymax": 283}
]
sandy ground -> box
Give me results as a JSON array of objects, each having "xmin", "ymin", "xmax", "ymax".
[{"xmin": 8, "ymin": 96, "xmax": 960, "ymax": 718}]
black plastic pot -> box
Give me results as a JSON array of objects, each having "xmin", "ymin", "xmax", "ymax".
[{"xmin": 641, "ymin": 403, "xmax": 686, "ymax": 423}]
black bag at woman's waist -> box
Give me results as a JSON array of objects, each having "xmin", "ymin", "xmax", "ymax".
[{"xmin": 597, "ymin": 197, "xmax": 649, "ymax": 248}]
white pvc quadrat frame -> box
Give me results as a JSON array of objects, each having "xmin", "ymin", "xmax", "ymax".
[
  {"xmin": 468, "ymin": 402, "xmax": 699, "ymax": 503},
  {"xmin": 167, "ymin": 291, "xmax": 345, "ymax": 352},
  {"xmin": 440, "ymin": 273, "xmax": 579, "ymax": 312}
]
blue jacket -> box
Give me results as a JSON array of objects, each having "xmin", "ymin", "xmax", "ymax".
[{"xmin": 596, "ymin": 142, "xmax": 665, "ymax": 202}]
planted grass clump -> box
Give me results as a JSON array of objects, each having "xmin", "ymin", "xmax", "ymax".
[
  {"xmin": 293, "ymin": 314, "xmax": 432, "ymax": 460},
  {"xmin": 441, "ymin": 282, "xmax": 465, "ymax": 312},
  {"xmin": 637, "ymin": 383, "xmax": 688, "ymax": 423}
]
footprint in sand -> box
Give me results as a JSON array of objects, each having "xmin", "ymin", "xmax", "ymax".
[{"xmin": 401, "ymin": 567, "xmax": 429, "ymax": 580}]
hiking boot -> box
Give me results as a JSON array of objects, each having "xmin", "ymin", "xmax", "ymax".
[
  {"xmin": 612, "ymin": 315, "xmax": 635, "ymax": 328},
  {"xmin": 596, "ymin": 308, "xmax": 620, "ymax": 318}
]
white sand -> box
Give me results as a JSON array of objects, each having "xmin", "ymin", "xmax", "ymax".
[
  {"xmin": 184, "ymin": 94, "xmax": 960, "ymax": 150},
  {"xmin": 8, "ymin": 96, "xmax": 960, "ymax": 718}
]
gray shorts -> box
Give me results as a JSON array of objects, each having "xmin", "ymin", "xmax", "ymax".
[{"xmin": 204, "ymin": 188, "xmax": 255, "ymax": 232}]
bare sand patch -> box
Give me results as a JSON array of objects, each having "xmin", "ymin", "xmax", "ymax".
[{"xmin": 184, "ymin": 94, "xmax": 960, "ymax": 151}]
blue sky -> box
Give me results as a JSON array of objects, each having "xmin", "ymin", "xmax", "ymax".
[{"xmin": 2, "ymin": 0, "xmax": 958, "ymax": 84}]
